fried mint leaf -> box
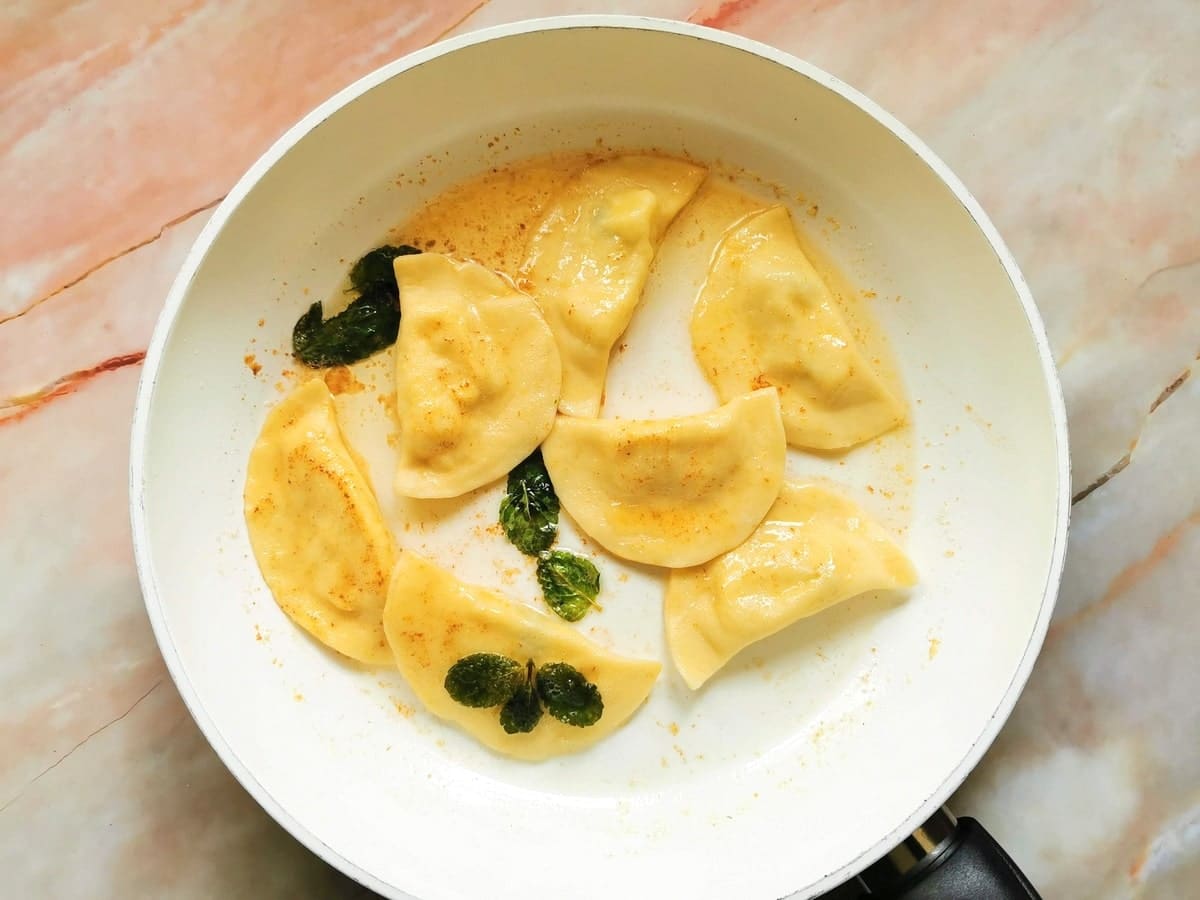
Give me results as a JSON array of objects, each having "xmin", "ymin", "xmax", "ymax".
[
  {"xmin": 536, "ymin": 662, "xmax": 603, "ymax": 727},
  {"xmin": 291, "ymin": 301, "xmax": 325, "ymax": 357},
  {"xmin": 292, "ymin": 283, "xmax": 401, "ymax": 367},
  {"xmin": 349, "ymin": 244, "xmax": 421, "ymax": 293},
  {"xmin": 446, "ymin": 655, "xmax": 601, "ymax": 732},
  {"xmin": 444, "ymin": 653, "xmax": 522, "ymax": 708},
  {"xmin": 292, "ymin": 244, "xmax": 420, "ymax": 367},
  {"xmin": 498, "ymin": 449, "xmax": 559, "ymax": 555},
  {"xmin": 499, "ymin": 661, "xmax": 543, "ymax": 734},
  {"xmin": 536, "ymin": 550, "xmax": 601, "ymax": 622}
]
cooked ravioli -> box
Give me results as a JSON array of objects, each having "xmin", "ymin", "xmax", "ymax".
[
  {"xmin": 244, "ymin": 379, "xmax": 396, "ymax": 665},
  {"xmin": 541, "ymin": 389, "xmax": 786, "ymax": 568},
  {"xmin": 666, "ymin": 482, "xmax": 917, "ymax": 688},
  {"xmin": 383, "ymin": 550, "xmax": 660, "ymax": 760},
  {"xmin": 691, "ymin": 206, "xmax": 905, "ymax": 450},
  {"xmin": 393, "ymin": 253, "xmax": 560, "ymax": 499},
  {"xmin": 522, "ymin": 154, "xmax": 706, "ymax": 417}
]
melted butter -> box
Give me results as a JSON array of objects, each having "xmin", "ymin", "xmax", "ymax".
[
  {"xmin": 692, "ymin": 205, "xmax": 905, "ymax": 450},
  {"xmin": 250, "ymin": 151, "xmax": 919, "ymax": 720},
  {"xmin": 374, "ymin": 151, "xmax": 912, "ymax": 541},
  {"xmin": 665, "ymin": 481, "xmax": 917, "ymax": 689},
  {"xmin": 790, "ymin": 220, "xmax": 907, "ymax": 415},
  {"xmin": 393, "ymin": 154, "xmax": 903, "ymax": 416},
  {"xmin": 518, "ymin": 154, "xmax": 707, "ymax": 416},
  {"xmin": 391, "ymin": 253, "xmax": 560, "ymax": 499},
  {"xmin": 391, "ymin": 152, "xmax": 600, "ymax": 276},
  {"xmin": 672, "ymin": 177, "xmax": 764, "ymax": 249},
  {"xmin": 244, "ymin": 378, "xmax": 396, "ymax": 665},
  {"xmin": 630, "ymin": 176, "xmax": 906, "ymax": 419},
  {"xmin": 541, "ymin": 389, "xmax": 787, "ymax": 568}
]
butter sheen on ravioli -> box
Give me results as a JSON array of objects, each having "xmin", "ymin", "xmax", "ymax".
[
  {"xmin": 522, "ymin": 154, "xmax": 706, "ymax": 417},
  {"xmin": 691, "ymin": 206, "xmax": 905, "ymax": 450},
  {"xmin": 541, "ymin": 389, "xmax": 787, "ymax": 568},
  {"xmin": 665, "ymin": 482, "xmax": 917, "ymax": 688},
  {"xmin": 393, "ymin": 253, "xmax": 560, "ymax": 499},
  {"xmin": 244, "ymin": 379, "xmax": 396, "ymax": 665},
  {"xmin": 383, "ymin": 550, "xmax": 660, "ymax": 760}
]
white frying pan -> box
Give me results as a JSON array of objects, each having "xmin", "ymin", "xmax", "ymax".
[{"xmin": 129, "ymin": 17, "xmax": 1069, "ymax": 900}]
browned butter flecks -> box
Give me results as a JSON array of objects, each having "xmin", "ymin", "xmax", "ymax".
[{"xmin": 241, "ymin": 148, "xmax": 918, "ymax": 761}]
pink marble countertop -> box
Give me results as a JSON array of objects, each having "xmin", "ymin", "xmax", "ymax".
[{"xmin": 2, "ymin": 2, "xmax": 1196, "ymax": 897}]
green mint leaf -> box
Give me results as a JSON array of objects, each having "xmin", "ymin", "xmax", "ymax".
[
  {"xmin": 499, "ymin": 661, "xmax": 543, "ymax": 734},
  {"xmin": 444, "ymin": 653, "xmax": 522, "ymax": 708},
  {"xmin": 292, "ymin": 282, "xmax": 401, "ymax": 367},
  {"xmin": 349, "ymin": 244, "xmax": 421, "ymax": 294},
  {"xmin": 536, "ymin": 549, "xmax": 601, "ymax": 622},
  {"xmin": 292, "ymin": 244, "xmax": 419, "ymax": 367},
  {"xmin": 291, "ymin": 301, "xmax": 324, "ymax": 357},
  {"xmin": 498, "ymin": 449, "xmax": 559, "ymax": 555},
  {"xmin": 536, "ymin": 662, "xmax": 603, "ymax": 727}
]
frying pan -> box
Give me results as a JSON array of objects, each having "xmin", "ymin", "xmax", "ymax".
[{"xmin": 129, "ymin": 17, "xmax": 1069, "ymax": 900}]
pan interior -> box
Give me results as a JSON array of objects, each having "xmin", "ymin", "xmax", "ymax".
[{"xmin": 134, "ymin": 22, "xmax": 1064, "ymax": 900}]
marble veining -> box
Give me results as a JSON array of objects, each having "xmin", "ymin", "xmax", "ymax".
[{"xmin": 1, "ymin": 2, "xmax": 1195, "ymax": 897}]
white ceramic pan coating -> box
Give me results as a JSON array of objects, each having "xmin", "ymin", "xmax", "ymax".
[{"xmin": 130, "ymin": 17, "xmax": 1069, "ymax": 900}]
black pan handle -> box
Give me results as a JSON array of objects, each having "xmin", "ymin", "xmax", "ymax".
[{"xmin": 857, "ymin": 808, "xmax": 1041, "ymax": 899}]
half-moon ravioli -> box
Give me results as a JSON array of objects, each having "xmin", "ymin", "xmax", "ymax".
[
  {"xmin": 244, "ymin": 378, "xmax": 396, "ymax": 665},
  {"xmin": 665, "ymin": 482, "xmax": 917, "ymax": 688},
  {"xmin": 691, "ymin": 206, "xmax": 905, "ymax": 450},
  {"xmin": 541, "ymin": 389, "xmax": 786, "ymax": 568},
  {"xmin": 393, "ymin": 252, "xmax": 560, "ymax": 499},
  {"xmin": 522, "ymin": 154, "xmax": 706, "ymax": 417},
  {"xmin": 383, "ymin": 550, "xmax": 660, "ymax": 760}
]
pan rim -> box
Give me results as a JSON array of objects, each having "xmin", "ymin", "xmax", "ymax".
[{"xmin": 128, "ymin": 15, "xmax": 1071, "ymax": 899}]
